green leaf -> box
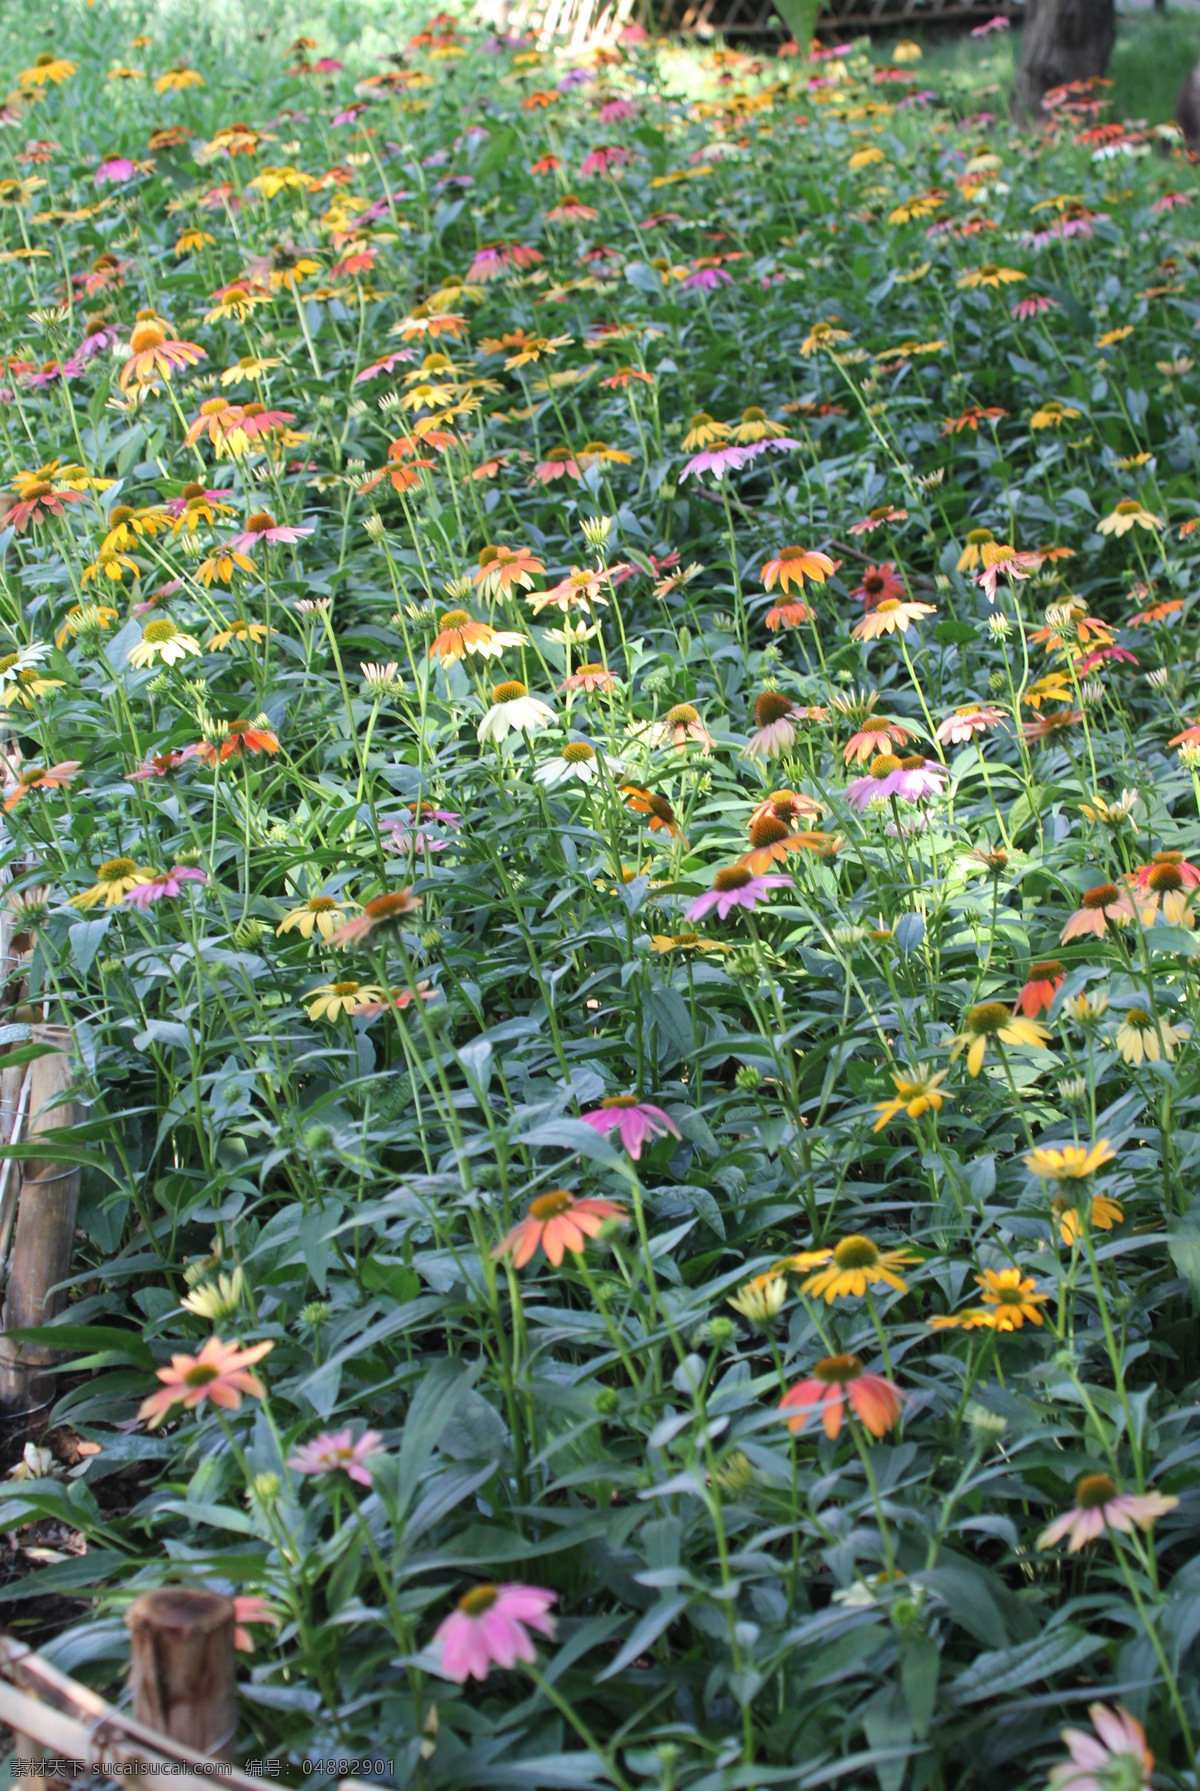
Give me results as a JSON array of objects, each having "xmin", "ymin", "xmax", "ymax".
[
  {"xmin": 771, "ymin": 0, "xmax": 819, "ymax": 51},
  {"xmin": 950, "ymin": 1626, "xmax": 1103, "ymax": 1703},
  {"xmin": 598, "ymin": 1594, "xmax": 691, "ymax": 1681},
  {"xmin": 2, "ymin": 1324, "xmax": 152, "ymax": 1368}
]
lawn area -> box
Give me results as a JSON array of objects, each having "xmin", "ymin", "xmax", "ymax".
[{"xmin": 0, "ymin": 4, "xmax": 1198, "ymax": 1788}]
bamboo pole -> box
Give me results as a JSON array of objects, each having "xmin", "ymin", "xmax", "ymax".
[
  {"xmin": 0, "ymin": 1026, "xmax": 83, "ymax": 1415},
  {"xmin": 126, "ymin": 1589, "xmax": 238, "ymax": 1759},
  {"xmin": 0, "ymin": 1633, "xmax": 260, "ymax": 1790}
]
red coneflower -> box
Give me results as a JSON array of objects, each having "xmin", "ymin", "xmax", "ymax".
[
  {"xmin": 1016, "ymin": 960, "xmax": 1065, "ymax": 1018},
  {"xmin": 851, "ymin": 562, "xmax": 904, "ymax": 611}
]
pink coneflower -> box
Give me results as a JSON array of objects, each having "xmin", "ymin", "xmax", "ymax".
[
  {"xmin": 973, "ymin": 546, "xmax": 1042, "ymax": 603},
  {"xmin": 288, "ymin": 1426, "xmax": 385, "ymax": 1487},
  {"xmin": 1049, "ymin": 1705, "xmax": 1153, "ymax": 1791},
  {"xmin": 226, "ymin": 510, "xmax": 313, "ymax": 553},
  {"xmin": 1038, "ymin": 1472, "xmax": 1177, "ymax": 1553},
  {"xmin": 686, "ymin": 867, "xmax": 791, "ymax": 921},
  {"xmin": 1061, "ymin": 882, "xmax": 1137, "ymax": 942},
  {"xmin": 679, "ymin": 443, "xmax": 753, "ymax": 483},
  {"xmin": 164, "ymin": 485, "xmax": 234, "ymax": 518},
  {"xmin": 354, "ymin": 351, "xmax": 416, "ymax": 384},
  {"xmin": 738, "ymin": 436, "xmax": 800, "ymax": 462},
  {"xmin": 124, "ymin": 865, "xmax": 207, "ymax": 908},
  {"xmin": 779, "ymin": 1354, "xmax": 903, "ymax": 1440},
  {"xmin": 851, "ymin": 563, "xmax": 904, "ymax": 611},
  {"xmin": 743, "ymin": 690, "xmax": 798, "ymax": 759},
  {"xmin": 970, "ymin": 14, "xmax": 1009, "ymax": 34},
  {"xmin": 95, "ymin": 157, "xmax": 139, "ymax": 186},
  {"xmin": 22, "ymin": 361, "xmax": 67, "ymax": 390},
  {"xmin": 433, "ymin": 1584, "xmax": 557, "ymax": 1683},
  {"xmin": 935, "ymin": 704, "xmax": 1007, "ymax": 745},
  {"xmin": 560, "ymin": 662, "xmax": 618, "ymax": 694},
  {"xmin": 1076, "ymin": 644, "xmax": 1137, "ymax": 673},
  {"xmin": 232, "ymin": 1595, "xmax": 280, "ymax": 1653},
  {"xmin": 70, "ymin": 322, "xmax": 122, "ymax": 365},
  {"xmin": 1152, "ymin": 191, "xmax": 1191, "ymax": 214},
  {"xmin": 125, "ymin": 747, "xmax": 203, "ymax": 781},
  {"xmin": 579, "ymin": 144, "xmax": 633, "ymax": 177},
  {"xmin": 1012, "ymin": 294, "xmax": 1058, "ymax": 321},
  {"xmin": 599, "ymin": 97, "xmax": 636, "ymax": 122},
  {"xmin": 580, "ymin": 1095, "xmax": 681, "ymax": 1160},
  {"xmin": 682, "ymin": 265, "xmax": 732, "ymax": 291},
  {"xmin": 847, "ymin": 504, "xmax": 908, "ymax": 538},
  {"xmin": 845, "ymin": 753, "xmax": 945, "ymax": 811}
]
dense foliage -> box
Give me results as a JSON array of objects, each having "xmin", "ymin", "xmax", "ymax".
[{"xmin": 1, "ymin": 8, "xmax": 1199, "ymax": 1789}]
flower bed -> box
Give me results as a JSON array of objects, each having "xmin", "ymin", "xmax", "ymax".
[{"xmin": 0, "ymin": 11, "xmax": 1196, "ymax": 1788}]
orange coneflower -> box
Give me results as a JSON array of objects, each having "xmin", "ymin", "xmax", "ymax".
[
  {"xmin": 119, "ymin": 312, "xmax": 206, "ymax": 392},
  {"xmin": 841, "ymin": 713, "xmax": 916, "ymax": 764},
  {"xmin": 429, "ymin": 609, "xmax": 526, "ymax": 664},
  {"xmin": 852, "ymin": 597, "xmax": 937, "ymax": 641},
  {"xmin": 328, "ymin": 889, "xmax": 420, "ymax": 945},
  {"xmin": 749, "ymin": 789, "xmax": 823, "ymax": 832},
  {"xmin": 196, "ymin": 720, "xmax": 280, "ymax": 766},
  {"xmin": 139, "ymin": 1336, "xmax": 272, "ymax": 1428},
  {"xmin": 621, "ymin": 785, "xmax": 685, "ymax": 839},
  {"xmin": 738, "ymin": 812, "xmax": 831, "ymax": 874},
  {"xmin": 759, "ymin": 544, "xmax": 838, "ymax": 595},
  {"xmin": 2, "ymin": 760, "xmax": 80, "ymax": 812},
  {"xmin": 779, "ymin": 1355, "xmax": 903, "ymax": 1440},
  {"xmin": 492, "ymin": 1188, "xmax": 628, "ymax": 1269}
]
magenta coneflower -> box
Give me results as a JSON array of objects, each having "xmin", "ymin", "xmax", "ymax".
[
  {"xmin": 433, "ymin": 1584, "xmax": 557, "ymax": 1683},
  {"xmin": 580, "ymin": 1095, "xmax": 681, "ymax": 1160},
  {"xmin": 686, "ymin": 867, "xmax": 791, "ymax": 921},
  {"xmin": 845, "ymin": 754, "xmax": 945, "ymax": 811},
  {"xmin": 288, "ymin": 1426, "xmax": 385, "ymax": 1487},
  {"xmin": 124, "ymin": 866, "xmax": 207, "ymax": 908}
]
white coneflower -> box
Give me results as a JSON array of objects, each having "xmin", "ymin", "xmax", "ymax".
[
  {"xmin": 579, "ymin": 514, "xmax": 613, "ymax": 551},
  {"xmin": 182, "ymin": 1267, "xmax": 246, "ymax": 1321},
  {"xmin": 477, "ymin": 679, "xmax": 554, "ymax": 744},
  {"xmin": 360, "ymin": 661, "xmax": 404, "ymax": 697},
  {"xmin": 1145, "ymin": 667, "xmax": 1169, "ymax": 690},
  {"xmin": 533, "ymin": 740, "xmax": 624, "ymax": 788}
]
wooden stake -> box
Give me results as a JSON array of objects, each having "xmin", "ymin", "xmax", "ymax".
[
  {"xmin": 126, "ymin": 1589, "xmax": 238, "ymax": 1759},
  {"xmin": 0, "ymin": 1026, "xmax": 83, "ymax": 1415}
]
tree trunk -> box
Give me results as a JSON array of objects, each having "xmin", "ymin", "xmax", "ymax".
[{"xmin": 1013, "ymin": 0, "xmax": 1116, "ymax": 120}]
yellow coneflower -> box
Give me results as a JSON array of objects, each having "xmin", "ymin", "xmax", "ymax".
[
  {"xmin": 950, "ymin": 1002, "xmax": 1049, "ymax": 1076},
  {"xmin": 727, "ymin": 1273, "xmax": 788, "ymax": 1326},
  {"xmin": 69, "ymin": 857, "xmax": 153, "ymax": 910},
  {"xmin": 775, "ymin": 1234, "xmax": 917, "ymax": 1303},
  {"xmin": 277, "ymin": 895, "xmax": 354, "ymax": 942}
]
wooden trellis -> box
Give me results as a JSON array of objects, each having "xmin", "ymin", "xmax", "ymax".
[{"xmin": 664, "ymin": 0, "xmax": 1024, "ymax": 39}]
